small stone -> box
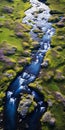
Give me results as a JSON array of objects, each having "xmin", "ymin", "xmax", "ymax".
[
  {"xmin": 3, "ymin": 6, "xmax": 13, "ymax": 13},
  {"xmin": 61, "ymin": 17, "xmax": 65, "ymax": 22},
  {"xmin": 56, "ymin": 22, "xmax": 64, "ymax": 27},
  {"xmin": 49, "ymin": 118, "xmax": 56, "ymax": 126},
  {"xmin": 47, "ymin": 99, "xmax": 53, "ymax": 107},
  {"xmin": 16, "ymin": 32, "xmax": 23, "ymax": 38},
  {"xmin": 41, "ymin": 60, "xmax": 49, "ymax": 68}
]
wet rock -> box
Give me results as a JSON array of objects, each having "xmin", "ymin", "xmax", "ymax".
[
  {"xmin": 56, "ymin": 22, "xmax": 64, "ymax": 27},
  {"xmin": 3, "ymin": 6, "xmax": 13, "ymax": 13},
  {"xmin": 50, "ymin": 10, "xmax": 63, "ymax": 15},
  {"xmin": 41, "ymin": 60, "xmax": 49, "ymax": 68},
  {"xmin": 38, "ymin": 8, "xmax": 44, "ymax": 13},
  {"xmin": 58, "ymin": 36, "xmax": 65, "ymax": 40},
  {"xmin": 48, "ymin": 16, "xmax": 60, "ymax": 23}
]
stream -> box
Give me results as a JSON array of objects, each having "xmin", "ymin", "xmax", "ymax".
[{"xmin": 4, "ymin": 0, "xmax": 55, "ymax": 130}]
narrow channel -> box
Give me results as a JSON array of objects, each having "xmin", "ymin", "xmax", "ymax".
[{"xmin": 4, "ymin": 0, "xmax": 55, "ymax": 130}]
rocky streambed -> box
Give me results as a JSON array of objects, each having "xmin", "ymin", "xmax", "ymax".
[{"xmin": 4, "ymin": 0, "xmax": 55, "ymax": 130}]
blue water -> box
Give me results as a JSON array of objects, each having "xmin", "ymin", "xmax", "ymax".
[{"xmin": 4, "ymin": 0, "xmax": 55, "ymax": 130}]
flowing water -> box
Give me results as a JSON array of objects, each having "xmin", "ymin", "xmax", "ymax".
[{"xmin": 4, "ymin": 0, "xmax": 55, "ymax": 130}]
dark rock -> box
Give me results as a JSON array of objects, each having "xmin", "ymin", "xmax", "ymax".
[
  {"xmin": 56, "ymin": 22, "xmax": 64, "ymax": 27},
  {"xmin": 49, "ymin": 118, "xmax": 56, "ymax": 126},
  {"xmin": 5, "ymin": 47, "xmax": 17, "ymax": 55},
  {"xmin": 15, "ymin": 32, "xmax": 23, "ymax": 38},
  {"xmin": 56, "ymin": 46, "xmax": 63, "ymax": 51},
  {"xmin": 50, "ymin": 10, "xmax": 63, "ymax": 15},
  {"xmin": 18, "ymin": 95, "xmax": 36, "ymax": 117},
  {"xmin": 41, "ymin": 60, "xmax": 49, "ymax": 68},
  {"xmin": 3, "ymin": 6, "xmax": 13, "ymax": 13},
  {"xmin": 18, "ymin": 59, "xmax": 27, "ymax": 66},
  {"xmin": 61, "ymin": 17, "xmax": 65, "ymax": 22}
]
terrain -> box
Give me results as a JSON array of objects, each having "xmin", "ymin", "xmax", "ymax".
[{"xmin": 0, "ymin": 0, "xmax": 65, "ymax": 130}]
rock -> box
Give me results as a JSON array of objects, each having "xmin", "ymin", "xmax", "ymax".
[
  {"xmin": 18, "ymin": 95, "xmax": 36, "ymax": 117},
  {"xmin": 42, "ymin": 111, "xmax": 52, "ymax": 122},
  {"xmin": 54, "ymin": 71, "xmax": 65, "ymax": 82},
  {"xmin": 56, "ymin": 46, "xmax": 63, "ymax": 51},
  {"xmin": 48, "ymin": 16, "xmax": 60, "ymax": 23},
  {"xmin": 5, "ymin": 47, "xmax": 17, "ymax": 55},
  {"xmin": 55, "ymin": 92, "xmax": 64, "ymax": 100},
  {"xmin": 61, "ymin": 17, "xmax": 65, "ymax": 22},
  {"xmin": 47, "ymin": 99, "xmax": 53, "ymax": 107},
  {"xmin": 41, "ymin": 60, "xmax": 49, "ymax": 68},
  {"xmin": 49, "ymin": 118, "xmax": 56, "ymax": 126},
  {"xmin": 3, "ymin": 6, "xmax": 13, "ymax": 13},
  {"xmin": 58, "ymin": 36, "xmax": 65, "ymax": 40},
  {"xmin": 50, "ymin": 10, "xmax": 63, "ymax": 15},
  {"xmin": 15, "ymin": 32, "xmax": 23, "ymax": 38},
  {"xmin": 56, "ymin": 22, "xmax": 64, "ymax": 27},
  {"xmin": 55, "ymin": 92, "xmax": 65, "ymax": 106},
  {"xmin": 0, "ymin": 23, "xmax": 3, "ymax": 28},
  {"xmin": 38, "ymin": 8, "xmax": 44, "ymax": 13},
  {"xmin": 18, "ymin": 59, "xmax": 27, "ymax": 66},
  {"xmin": 42, "ymin": 111, "xmax": 56, "ymax": 126}
]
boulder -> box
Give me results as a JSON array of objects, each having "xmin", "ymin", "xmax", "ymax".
[
  {"xmin": 49, "ymin": 118, "xmax": 56, "ymax": 126},
  {"xmin": 15, "ymin": 32, "xmax": 23, "ymax": 38},
  {"xmin": 42, "ymin": 111, "xmax": 56, "ymax": 126},
  {"xmin": 56, "ymin": 46, "xmax": 63, "ymax": 51},
  {"xmin": 41, "ymin": 60, "xmax": 49, "ymax": 68},
  {"xmin": 5, "ymin": 47, "xmax": 17, "ymax": 55},
  {"xmin": 56, "ymin": 22, "xmax": 64, "ymax": 27},
  {"xmin": 3, "ymin": 6, "xmax": 13, "ymax": 13},
  {"xmin": 55, "ymin": 91, "xmax": 65, "ymax": 106},
  {"xmin": 18, "ymin": 95, "xmax": 36, "ymax": 117}
]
